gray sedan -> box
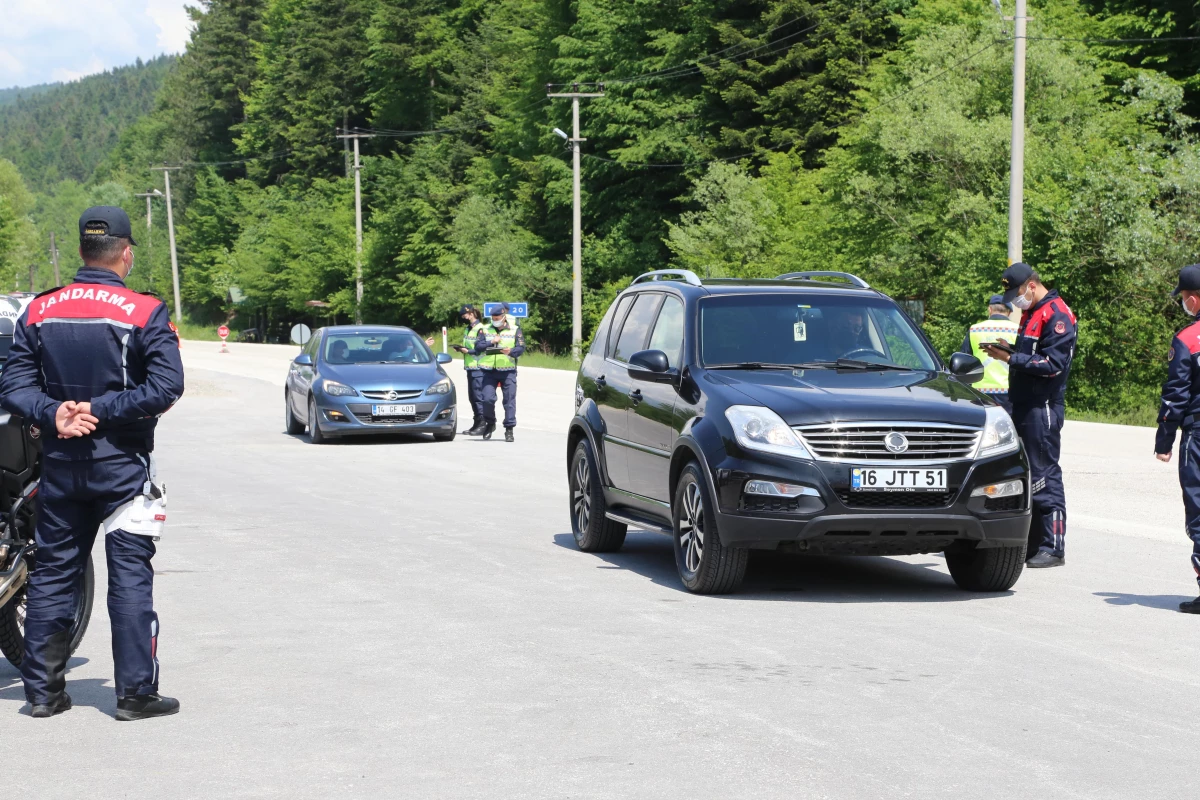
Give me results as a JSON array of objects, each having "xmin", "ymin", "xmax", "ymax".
[{"xmin": 284, "ymin": 326, "xmax": 458, "ymax": 443}]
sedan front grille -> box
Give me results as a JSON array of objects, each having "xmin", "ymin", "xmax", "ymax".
[
  {"xmin": 361, "ymin": 390, "xmax": 423, "ymax": 401},
  {"xmin": 795, "ymin": 422, "xmax": 981, "ymax": 462}
]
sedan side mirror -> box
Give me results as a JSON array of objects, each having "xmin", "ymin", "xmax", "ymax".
[
  {"xmin": 435, "ymin": 352, "xmax": 453, "ymax": 364},
  {"xmin": 293, "ymin": 353, "xmax": 313, "ymax": 367},
  {"xmin": 627, "ymin": 349, "xmax": 677, "ymax": 384},
  {"xmin": 948, "ymin": 352, "xmax": 984, "ymax": 382}
]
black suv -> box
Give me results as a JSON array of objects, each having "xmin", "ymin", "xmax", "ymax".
[{"xmin": 566, "ymin": 270, "xmax": 1030, "ymax": 594}]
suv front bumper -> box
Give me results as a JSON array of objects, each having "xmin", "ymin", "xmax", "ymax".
[{"xmin": 706, "ymin": 448, "xmax": 1030, "ymax": 552}]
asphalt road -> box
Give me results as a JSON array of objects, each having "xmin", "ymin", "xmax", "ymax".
[{"xmin": 3, "ymin": 340, "xmax": 1197, "ymax": 799}]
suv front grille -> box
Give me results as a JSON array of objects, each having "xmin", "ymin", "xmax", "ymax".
[
  {"xmin": 795, "ymin": 423, "xmax": 981, "ymax": 462},
  {"xmin": 837, "ymin": 490, "xmax": 955, "ymax": 508}
]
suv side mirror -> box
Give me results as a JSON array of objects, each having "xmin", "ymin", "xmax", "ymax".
[
  {"xmin": 628, "ymin": 349, "xmax": 677, "ymax": 383},
  {"xmin": 948, "ymin": 352, "xmax": 984, "ymax": 382},
  {"xmin": 435, "ymin": 352, "xmax": 453, "ymax": 364},
  {"xmin": 293, "ymin": 353, "xmax": 313, "ymax": 367}
]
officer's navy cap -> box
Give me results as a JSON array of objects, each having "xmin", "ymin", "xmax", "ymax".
[
  {"xmin": 459, "ymin": 304, "xmax": 477, "ymax": 316},
  {"xmin": 1173, "ymin": 264, "xmax": 1200, "ymax": 296},
  {"xmin": 490, "ymin": 303, "xmax": 509, "ymax": 315},
  {"xmin": 1000, "ymin": 262, "xmax": 1034, "ymax": 303},
  {"xmin": 79, "ymin": 206, "xmax": 137, "ymax": 246},
  {"xmin": 988, "ymin": 293, "xmax": 1011, "ymax": 309}
]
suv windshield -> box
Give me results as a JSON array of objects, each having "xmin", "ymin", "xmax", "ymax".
[
  {"xmin": 699, "ymin": 293, "xmax": 938, "ymax": 371},
  {"xmin": 324, "ymin": 332, "xmax": 431, "ymax": 364}
]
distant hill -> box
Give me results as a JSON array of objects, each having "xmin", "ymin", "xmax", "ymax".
[
  {"xmin": 0, "ymin": 55, "xmax": 174, "ymax": 190},
  {"xmin": 0, "ymin": 83, "xmax": 59, "ymax": 108}
]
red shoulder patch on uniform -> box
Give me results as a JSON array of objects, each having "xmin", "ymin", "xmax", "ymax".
[
  {"xmin": 1054, "ymin": 320, "xmax": 1066, "ymax": 334},
  {"xmin": 167, "ymin": 320, "xmax": 181, "ymax": 348},
  {"xmin": 26, "ymin": 283, "xmax": 161, "ymax": 328},
  {"xmin": 1179, "ymin": 321, "xmax": 1200, "ymax": 354}
]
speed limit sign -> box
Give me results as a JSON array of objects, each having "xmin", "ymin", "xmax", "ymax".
[{"xmin": 218, "ymin": 325, "xmax": 230, "ymax": 340}]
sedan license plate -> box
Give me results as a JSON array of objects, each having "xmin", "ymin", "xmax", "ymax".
[
  {"xmin": 372, "ymin": 404, "xmax": 416, "ymax": 417},
  {"xmin": 851, "ymin": 467, "xmax": 946, "ymax": 492}
]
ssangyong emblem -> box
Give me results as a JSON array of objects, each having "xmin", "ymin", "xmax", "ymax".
[
  {"xmin": 884, "ymin": 432, "xmax": 909, "ymax": 454},
  {"xmin": 385, "ymin": 390, "xmax": 399, "ymax": 401}
]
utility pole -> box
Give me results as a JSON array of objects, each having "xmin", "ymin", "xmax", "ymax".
[
  {"xmin": 547, "ymin": 83, "xmax": 604, "ymax": 361},
  {"xmin": 336, "ymin": 130, "xmax": 376, "ymax": 324},
  {"xmin": 151, "ymin": 165, "xmax": 183, "ymax": 323},
  {"xmin": 135, "ymin": 188, "xmax": 163, "ymax": 252},
  {"xmin": 48, "ymin": 232, "xmax": 60, "ymax": 286},
  {"xmin": 1006, "ymin": 0, "xmax": 1028, "ymax": 265}
]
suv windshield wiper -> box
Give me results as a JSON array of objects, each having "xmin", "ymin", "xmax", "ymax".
[
  {"xmin": 705, "ymin": 362, "xmax": 807, "ymax": 370},
  {"xmin": 834, "ymin": 358, "xmax": 917, "ymax": 371}
]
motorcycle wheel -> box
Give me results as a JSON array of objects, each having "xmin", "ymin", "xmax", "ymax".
[{"xmin": 0, "ymin": 555, "xmax": 95, "ymax": 668}]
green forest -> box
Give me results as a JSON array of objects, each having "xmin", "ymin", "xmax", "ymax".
[{"xmin": 1, "ymin": 0, "xmax": 1199, "ymax": 414}]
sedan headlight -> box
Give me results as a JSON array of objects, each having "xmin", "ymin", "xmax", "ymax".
[
  {"xmin": 426, "ymin": 378, "xmax": 452, "ymax": 395},
  {"xmin": 322, "ymin": 379, "xmax": 357, "ymax": 397},
  {"xmin": 724, "ymin": 405, "xmax": 812, "ymax": 459},
  {"xmin": 976, "ymin": 406, "xmax": 1019, "ymax": 458}
]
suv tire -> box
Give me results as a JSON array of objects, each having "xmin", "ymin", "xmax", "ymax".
[
  {"xmin": 673, "ymin": 463, "xmax": 747, "ymax": 594},
  {"xmin": 284, "ymin": 390, "xmax": 305, "ymax": 435},
  {"xmin": 945, "ymin": 543, "xmax": 1026, "ymax": 592},
  {"xmin": 569, "ymin": 439, "xmax": 626, "ymax": 552}
]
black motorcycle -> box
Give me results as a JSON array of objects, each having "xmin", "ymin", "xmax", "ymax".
[{"xmin": 0, "ymin": 316, "xmax": 95, "ymax": 668}]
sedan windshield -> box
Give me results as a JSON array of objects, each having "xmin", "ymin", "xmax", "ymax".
[
  {"xmin": 699, "ymin": 293, "xmax": 938, "ymax": 371},
  {"xmin": 324, "ymin": 332, "xmax": 431, "ymax": 364}
]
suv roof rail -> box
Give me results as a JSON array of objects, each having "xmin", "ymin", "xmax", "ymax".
[
  {"xmin": 776, "ymin": 271, "xmax": 871, "ymax": 289},
  {"xmin": 630, "ymin": 269, "xmax": 703, "ymax": 287}
]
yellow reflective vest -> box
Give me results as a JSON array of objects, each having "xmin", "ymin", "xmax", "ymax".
[
  {"xmin": 967, "ymin": 317, "xmax": 1019, "ymax": 394},
  {"xmin": 462, "ymin": 322, "xmax": 484, "ymax": 370}
]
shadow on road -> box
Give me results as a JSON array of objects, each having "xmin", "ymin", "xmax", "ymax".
[
  {"xmin": 0, "ymin": 657, "xmax": 118, "ymax": 716},
  {"xmin": 553, "ymin": 532, "xmax": 1011, "ymax": 602},
  {"xmin": 1094, "ymin": 592, "xmax": 1192, "ymax": 611}
]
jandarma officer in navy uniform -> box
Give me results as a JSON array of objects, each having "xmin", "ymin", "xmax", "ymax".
[
  {"xmin": 0, "ymin": 206, "xmax": 185, "ymax": 719},
  {"xmin": 1155, "ymin": 264, "xmax": 1200, "ymax": 614},
  {"xmin": 982, "ymin": 262, "xmax": 1077, "ymax": 569}
]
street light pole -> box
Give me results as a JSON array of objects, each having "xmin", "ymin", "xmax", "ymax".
[
  {"xmin": 548, "ymin": 85, "xmax": 604, "ymax": 361},
  {"xmin": 135, "ymin": 188, "xmax": 163, "ymax": 253},
  {"xmin": 336, "ymin": 130, "xmax": 376, "ymax": 325},
  {"xmin": 150, "ymin": 166, "xmax": 183, "ymax": 322},
  {"xmin": 1006, "ymin": 0, "xmax": 1028, "ymax": 265}
]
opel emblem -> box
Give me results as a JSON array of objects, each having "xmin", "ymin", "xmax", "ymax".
[
  {"xmin": 385, "ymin": 390, "xmax": 399, "ymax": 401},
  {"xmin": 884, "ymin": 432, "xmax": 909, "ymax": 454}
]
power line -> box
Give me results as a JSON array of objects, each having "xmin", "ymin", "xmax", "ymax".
[
  {"xmin": 1026, "ymin": 35, "xmax": 1200, "ymax": 43},
  {"xmin": 580, "ymin": 38, "xmax": 1005, "ymax": 171}
]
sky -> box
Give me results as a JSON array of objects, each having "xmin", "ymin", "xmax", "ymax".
[{"xmin": 0, "ymin": 0, "xmax": 192, "ymax": 88}]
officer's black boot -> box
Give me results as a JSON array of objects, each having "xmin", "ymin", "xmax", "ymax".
[
  {"xmin": 116, "ymin": 693, "xmax": 180, "ymax": 722},
  {"xmin": 30, "ymin": 692, "xmax": 72, "ymax": 718},
  {"xmin": 481, "ymin": 422, "xmax": 496, "ymax": 440},
  {"xmin": 464, "ymin": 421, "xmax": 487, "ymax": 436},
  {"xmin": 1179, "ymin": 597, "xmax": 1200, "ymax": 614},
  {"xmin": 504, "ymin": 427, "xmax": 514, "ymax": 443}
]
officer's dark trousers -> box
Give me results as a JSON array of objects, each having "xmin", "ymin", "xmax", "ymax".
[
  {"xmin": 481, "ymin": 369, "xmax": 517, "ymax": 428},
  {"xmin": 22, "ymin": 454, "xmax": 159, "ymax": 704},
  {"xmin": 466, "ymin": 368, "xmax": 485, "ymax": 427},
  {"xmin": 1014, "ymin": 402, "xmax": 1067, "ymax": 558},
  {"xmin": 1176, "ymin": 429, "xmax": 1200, "ymax": 588}
]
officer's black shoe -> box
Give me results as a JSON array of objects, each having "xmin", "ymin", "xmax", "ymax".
[
  {"xmin": 1179, "ymin": 597, "xmax": 1200, "ymax": 614},
  {"xmin": 481, "ymin": 422, "xmax": 496, "ymax": 440},
  {"xmin": 504, "ymin": 428, "xmax": 514, "ymax": 443},
  {"xmin": 29, "ymin": 693, "xmax": 72, "ymax": 718},
  {"xmin": 463, "ymin": 422, "xmax": 487, "ymax": 436},
  {"xmin": 1026, "ymin": 551, "xmax": 1065, "ymax": 568},
  {"xmin": 116, "ymin": 693, "xmax": 180, "ymax": 722}
]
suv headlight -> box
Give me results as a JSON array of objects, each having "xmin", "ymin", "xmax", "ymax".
[
  {"xmin": 976, "ymin": 406, "xmax": 1019, "ymax": 458},
  {"xmin": 426, "ymin": 378, "xmax": 452, "ymax": 395},
  {"xmin": 322, "ymin": 379, "xmax": 357, "ymax": 397},
  {"xmin": 724, "ymin": 405, "xmax": 812, "ymax": 459}
]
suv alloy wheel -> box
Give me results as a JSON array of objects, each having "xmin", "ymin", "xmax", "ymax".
[
  {"xmin": 569, "ymin": 440, "xmax": 627, "ymax": 552},
  {"xmin": 673, "ymin": 463, "xmax": 748, "ymax": 593}
]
